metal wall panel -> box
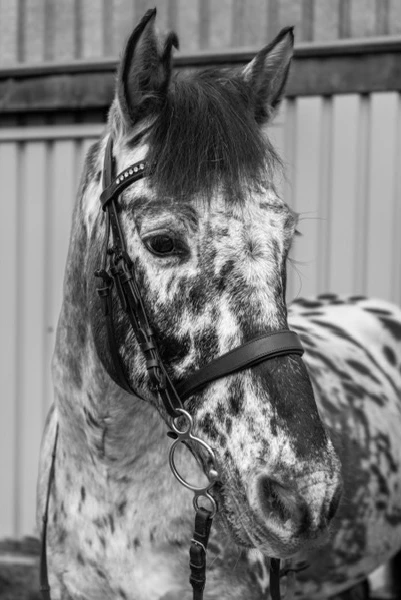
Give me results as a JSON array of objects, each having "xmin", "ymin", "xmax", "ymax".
[
  {"xmin": 0, "ymin": 142, "xmax": 19, "ymax": 537},
  {"xmin": 1, "ymin": 92, "xmax": 401, "ymax": 537},
  {"xmin": 290, "ymin": 96, "xmax": 323, "ymax": 298},
  {"xmin": 328, "ymin": 95, "xmax": 359, "ymax": 293},
  {"xmin": 366, "ymin": 93, "xmax": 399, "ymax": 299},
  {"xmin": 19, "ymin": 141, "xmax": 47, "ymax": 535},
  {"xmin": 279, "ymin": 92, "xmax": 401, "ymax": 305},
  {"xmin": 2, "ymin": 0, "xmax": 401, "ymax": 66},
  {"xmin": 0, "ymin": 124, "xmax": 102, "ymax": 537}
]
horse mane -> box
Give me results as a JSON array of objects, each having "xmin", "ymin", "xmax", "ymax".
[{"xmin": 114, "ymin": 68, "xmax": 282, "ymax": 202}]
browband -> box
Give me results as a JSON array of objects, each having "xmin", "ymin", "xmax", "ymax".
[
  {"xmin": 100, "ymin": 160, "xmax": 148, "ymax": 209},
  {"xmin": 177, "ymin": 331, "xmax": 304, "ymax": 401}
]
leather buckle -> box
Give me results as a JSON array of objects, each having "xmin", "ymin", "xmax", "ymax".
[
  {"xmin": 110, "ymin": 265, "xmax": 128, "ymax": 312},
  {"xmin": 94, "ymin": 269, "xmax": 114, "ymax": 315},
  {"xmin": 148, "ymin": 365, "xmax": 166, "ymax": 391}
]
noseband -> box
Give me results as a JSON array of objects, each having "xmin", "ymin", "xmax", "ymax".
[{"xmin": 40, "ymin": 136, "xmax": 304, "ymax": 600}]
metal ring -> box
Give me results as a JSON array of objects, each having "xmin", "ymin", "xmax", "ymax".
[
  {"xmin": 168, "ymin": 408, "xmax": 219, "ymax": 504},
  {"xmin": 169, "ymin": 438, "xmax": 216, "ymax": 493},
  {"xmin": 190, "ymin": 538, "xmax": 206, "ymax": 553},
  {"xmin": 193, "ymin": 490, "xmax": 218, "ymax": 518},
  {"xmin": 171, "ymin": 409, "xmax": 193, "ymax": 436}
]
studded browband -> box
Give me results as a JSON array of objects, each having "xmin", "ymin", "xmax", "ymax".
[
  {"xmin": 100, "ymin": 160, "xmax": 146, "ymax": 209},
  {"xmin": 96, "ymin": 136, "xmax": 304, "ymax": 417}
]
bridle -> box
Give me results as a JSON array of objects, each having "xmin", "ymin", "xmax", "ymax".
[{"xmin": 40, "ymin": 136, "xmax": 305, "ymax": 600}]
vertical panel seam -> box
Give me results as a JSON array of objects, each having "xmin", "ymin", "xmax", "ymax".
[
  {"xmin": 43, "ymin": 139, "xmax": 53, "ymax": 422},
  {"xmin": 318, "ymin": 96, "xmax": 333, "ymax": 293},
  {"xmin": 74, "ymin": 0, "xmax": 82, "ymax": 60},
  {"xmin": 354, "ymin": 94, "xmax": 371, "ymax": 294},
  {"xmin": 74, "ymin": 137, "xmax": 83, "ymax": 206},
  {"xmin": 14, "ymin": 141, "xmax": 25, "ymax": 536},
  {"xmin": 231, "ymin": 0, "xmax": 244, "ymax": 47},
  {"xmin": 167, "ymin": 0, "xmax": 178, "ymax": 30},
  {"xmin": 301, "ymin": 0, "xmax": 314, "ymax": 42},
  {"xmin": 199, "ymin": 0, "xmax": 210, "ymax": 50},
  {"xmin": 375, "ymin": 0, "xmax": 389, "ymax": 36},
  {"xmin": 44, "ymin": 0, "xmax": 54, "ymax": 61},
  {"xmin": 267, "ymin": 0, "xmax": 279, "ymax": 42},
  {"xmin": 17, "ymin": 0, "xmax": 26, "ymax": 62},
  {"xmin": 392, "ymin": 93, "xmax": 401, "ymax": 303},
  {"xmin": 102, "ymin": 0, "xmax": 112, "ymax": 56},
  {"xmin": 338, "ymin": 0, "xmax": 350, "ymax": 38},
  {"xmin": 284, "ymin": 98, "xmax": 300, "ymax": 301}
]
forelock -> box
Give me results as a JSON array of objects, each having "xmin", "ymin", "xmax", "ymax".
[{"xmin": 130, "ymin": 68, "xmax": 282, "ymax": 203}]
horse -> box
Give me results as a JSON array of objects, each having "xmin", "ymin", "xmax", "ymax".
[{"xmin": 36, "ymin": 9, "xmax": 401, "ymax": 600}]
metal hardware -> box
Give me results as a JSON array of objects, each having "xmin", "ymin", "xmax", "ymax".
[
  {"xmin": 168, "ymin": 408, "xmax": 219, "ymax": 517},
  {"xmin": 190, "ymin": 538, "xmax": 207, "ymax": 554}
]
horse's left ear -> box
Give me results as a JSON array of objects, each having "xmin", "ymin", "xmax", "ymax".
[
  {"xmin": 242, "ymin": 27, "xmax": 294, "ymax": 123},
  {"xmin": 116, "ymin": 8, "xmax": 178, "ymax": 128}
]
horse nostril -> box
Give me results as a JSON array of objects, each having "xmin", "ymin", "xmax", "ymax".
[
  {"xmin": 327, "ymin": 483, "xmax": 342, "ymax": 522},
  {"xmin": 257, "ymin": 475, "xmax": 307, "ymax": 528}
]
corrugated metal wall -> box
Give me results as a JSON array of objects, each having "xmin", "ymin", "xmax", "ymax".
[
  {"xmin": 272, "ymin": 92, "xmax": 401, "ymax": 302},
  {"xmin": 1, "ymin": 0, "xmax": 401, "ymax": 65},
  {"xmin": 1, "ymin": 91, "xmax": 401, "ymax": 537},
  {"xmin": 0, "ymin": 125, "xmax": 102, "ymax": 537}
]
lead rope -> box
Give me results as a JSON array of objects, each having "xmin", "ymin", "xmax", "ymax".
[
  {"xmin": 168, "ymin": 408, "xmax": 219, "ymax": 600},
  {"xmin": 189, "ymin": 508, "xmax": 214, "ymax": 600},
  {"xmin": 270, "ymin": 558, "xmax": 282, "ymax": 600},
  {"xmin": 168, "ymin": 410, "xmax": 287, "ymax": 600}
]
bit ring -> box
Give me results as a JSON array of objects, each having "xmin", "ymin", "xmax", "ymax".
[{"xmin": 168, "ymin": 409, "xmax": 219, "ymax": 517}]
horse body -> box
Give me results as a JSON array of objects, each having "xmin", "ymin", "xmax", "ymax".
[
  {"xmin": 36, "ymin": 9, "xmax": 401, "ymax": 600},
  {"xmin": 288, "ymin": 296, "xmax": 401, "ymax": 598},
  {"xmin": 37, "ymin": 292, "xmax": 401, "ymax": 599}
]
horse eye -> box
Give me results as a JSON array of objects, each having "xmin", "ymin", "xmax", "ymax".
[{"xmin": 145, "ymin": 234, "xmax": 176, "ymax": 256}]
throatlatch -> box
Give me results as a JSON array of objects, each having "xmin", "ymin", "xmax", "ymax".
[{"xmin": 40, "ymin": 135, "xmax": 306, "ymax": 600}]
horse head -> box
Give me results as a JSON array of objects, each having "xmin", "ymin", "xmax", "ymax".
[{"xmin": 83, "ymin": 9, "xmax": 342, "ymax": 560}]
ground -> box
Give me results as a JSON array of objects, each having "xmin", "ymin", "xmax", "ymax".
[
  {"xmin": 0, "ymin": 537, "xmax": 397, "ymax": 600},
  {"xmin": 0, "ymin": 538, "xmax": 41, "ymax": 600}
]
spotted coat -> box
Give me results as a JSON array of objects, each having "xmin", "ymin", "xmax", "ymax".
[
  {"xmin": 37, "ymin": 293, "xmax": 401, "ymax": 600},
  {"xmin": 256, "ymin": 294, "xmax": 401, "ymax": 598},
  {"xmin": 36, "ymin": 9, "xmax": 401, "ymax": 600}
]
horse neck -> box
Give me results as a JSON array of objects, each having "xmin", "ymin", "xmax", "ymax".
[
  {"xmin": 49, "ymin": 156, "xmax": 196, "ymax": 549},
  {"xmin": 53, "ymin": 326, "xmax": 169, "ymax": 469},
  {"xmin": 53, "ymin": 301, "xmax": 193, "ymax": 542},
  {"xmin": 52, "ymin": 193, "xmax": 171, "ymax": 480}
]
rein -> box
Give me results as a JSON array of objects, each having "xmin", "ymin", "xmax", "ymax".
[{"xmin": 40, "ymin": 136, "xmax": 305, "ymax": 600}]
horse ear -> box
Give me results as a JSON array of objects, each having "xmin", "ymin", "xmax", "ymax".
[
  {"xmin": 116, "ymin": 8, "xmax": 178, "ymax": 127},
  {"xmin": 243, "ymin": 27, "xmax": 294, "ymax": 123}
]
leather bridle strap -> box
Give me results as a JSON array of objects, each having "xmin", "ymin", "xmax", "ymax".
[
  {"xmin": 270, "ymin": 558, "xmax": 282, "ymax": 600},
  {"xmin": 189, "ymin": 507, "xmax": 213, "ymax": 600},
  {"xmin": 100, "ymin": 147, "xmax": 147, "ymax": 209},
  {"xmin": 177, "ymin": 330, "xmax": 304, "ymax": 401},
  {"xmin": 98, "ymin": 139, "xmax": 305, "ymax": 417},
  {"xmin": 96, "ymin": 138, "xmax": 186, "ymax": 417}
]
